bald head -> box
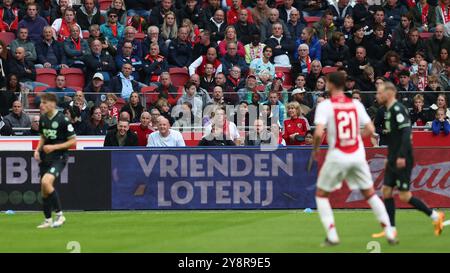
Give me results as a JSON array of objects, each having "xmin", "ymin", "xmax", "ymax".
[{"xmin": 15, "ymin": 47, "xmax": 25, "ymax": 61}]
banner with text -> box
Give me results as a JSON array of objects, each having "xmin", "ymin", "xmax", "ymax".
[{"xmin": 111, "ymin": 148, "xmax": 317, "ymax": 209}]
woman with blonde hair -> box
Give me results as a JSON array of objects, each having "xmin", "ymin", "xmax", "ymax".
[
  {"xmin": 161, "ymin": 11, "xmax": 178, "ymax": 44},
  {"xmin": 102, "ymin": 0, "xmax": 127, "ymax": 25},
  {"xmin": 283, "ymin": 101, "xmax": 310, "ymax": 145},
  {"xmin": 181, "ymin": 18, "xmax": 200, "ymax": 45},
  {"xmin": 218, "ymin": 25, "xmax": 246, "ymax": 57},
  {"xmin": 294, "ymin": 27, "xmax": 321, "ymax": 61}
]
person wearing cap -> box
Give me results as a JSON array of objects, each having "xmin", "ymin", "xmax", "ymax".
[
  {"xmin": 237, "ymin": 73, "xmax": 261, "ymax": 103},
  {"xmin": 265, "ymin": 72, "xmax": 289, "ymax": 104},
  {"xmin": 100, "ymin": 9, "xmax": 125, "ymax": 48},
  {"xmin": 249, "ymin": 46, "xmax": 275, "ymax": 79},
  {"xmin": 291, "ymin": 88, "xmax": 312, "ymax": 116},
  {"xmin": 84, "ymin": 38, "xmax": 117, "ymax": 82},
  {"xmin": 283, "ymin": 101, "xmax": 310, "ymax": 145},
  {"xmin": 84, "ymin": 73, "xmax": 111, "ymax": 107}
]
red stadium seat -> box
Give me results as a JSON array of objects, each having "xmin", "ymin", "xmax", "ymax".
[
  {"xmin": 115, "ymin": 97, "xmax": 126, "ymax": 109},
  {"xmin": 275, "ymin": 0, "xmax": 284, "ymax": 7},
  {"xmin": 36, "ymin": 68, "xmax": 57, "ymax": 88},
  {"xmin": 0, "ymin": 31, "xmax": 16, "ymax": 47},
  {"xmin": 169, "ymin": 67, "xmax": 190, "ymax": 88},
  {"xmin": 304, "ymin": 16, "xmax": 321, "ymax": 27},
  {"xmin": 60, "ymin": 68, "xmax": 85, "ymax": 89},
  {"xmin": 275, "ymin": 66, "xmax": 293, "ymax": 87},
  {"xmin": 98, "ymin": 0, "xmax": 112, "ymax": 10},
  {"xmin": 322, "ymin": 66, "xmax": 338, "ymax": 75},
  {"xmin": 419, "ymin": 32, "xmax": 433, "ymax": 40},
  {"xmin": 28, "ymin": 85, "xmax": 48, "ymax": 108},
  {"xmin": 141, "ymin": 85, "xmax": 159, "ymax": 107}
]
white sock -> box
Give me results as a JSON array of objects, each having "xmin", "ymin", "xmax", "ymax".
[
  {"xmin": 430, "ymin": 210, "xmax": 439, "ymax": 221},
  {"xmin": 56, "ymin": 211, "xmax": 63, "ymax": 217},
  {"xmin": 367, "ymin": 194, "xmax": 395, "ymax": 238},
  {"xmin": 315, "ymin": 196, "xmax": 339, "ymax": 243}
]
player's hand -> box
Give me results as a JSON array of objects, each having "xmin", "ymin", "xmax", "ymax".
[
  {"xmin": 34, "ymin": 150, "xmax": 41, "ymax": 162},
  {"xmin": 42, "ymin": 145, "xmax": 55, "ymax": 154},
  {"xmin": 396, "ymin": 158, "xmax": 406, "ymax": 169}
]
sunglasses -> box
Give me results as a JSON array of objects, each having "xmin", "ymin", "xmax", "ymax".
[{"xmin": 109, "ymin": 15, "xmax": 118, "ymax": 18}]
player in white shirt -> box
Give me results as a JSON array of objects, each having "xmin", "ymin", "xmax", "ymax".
[{"xmin": 311, "ymin": 72, "xmax": 398, "ymax": 246}]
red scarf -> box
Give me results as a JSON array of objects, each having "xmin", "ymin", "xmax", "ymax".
[
  {"xmin": 420, "ymin": 3, "xmax": 430, "ymax": 24},
  {"xmin": 144, "ymin": 54, "xmax": 164, "ymax": 82},
  {"xmin": 0, "ymin": 7, "xmax": 19, "ymax": 32},
  {"xmin": 72, "ymin": 37, "xmax": 81, "ymax": 51},
  {"xmin": 302, "ymin": 55, "xmax": 312, "ymax": 73},
  {"xmin": 441, "ymin": 3, "xmax": 450, "ymax": 24},
  {"xmin": 417, "ymin": 73, "xmax": 428, "ymax": 91},
  {"xmin": 111, "ymin": 24, "xmax": 118, "ymax": 37},
  {"xmin": 58, "ymin": 19, "xmax": 72, "ymax": 42}
]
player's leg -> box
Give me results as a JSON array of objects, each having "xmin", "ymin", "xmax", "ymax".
[
  {"xmin": 46, "ymin": 162, "xmax": 66, "ymax": 228},
  {"xmin": 37, "ymin": 173, "xmax": 56, "ymax": 228}
]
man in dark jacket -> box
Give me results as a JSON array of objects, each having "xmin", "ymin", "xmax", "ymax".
[
  {"xmin": 83, "ymin": 39, "xmax": 116, "ymax": 81},
  {"xmin": 220, "ymin": 41, "xmax": 249, "ymax": 76},
  {"xmin": 264, "ymin": 22, "xmax": 295, "ymax": 68},
  {"xmin": 8, "ymin": 47, "xmax": 36, "ymax": 83},
  {"xmin": 383, "ymin": 0, "xmax": 408, "ymax": 33},
  {"xmin": 35, "ymin": 26, "xmax": 68, "ymax": 70},
  {"xmin": 206, "ymin": 9, "xmax": 227, "ymax": 43},
  {"xmin": 321, "ymin": 32, "xmax": 351, "ymax": 68},
  {"xmin": 397, "ymin": 28, "xmax": 427, "ymax": 65},
  {"xmin": 76, "ymin": 0, "xmax": 101, "ymax": 31},
  {"xmin": 148, "ymin": 0, "xmax": 175, "ymax": 27},
  {"xmin": 347, "ymin": 46, "xmax": 372, "ymax": 80},
  {"xmin": 426, "ymin": 24, "xmax": 450, "ymax": 61},
  {"xmin": 176, "ymin": 0, "xmax": 205, "ymax": 27},
  {"xmin": 234, "ymin": 9, "xmax": 259, "ymax": 45},
  {"xmin": 104, "ymin": 119, "xmax": 138, "ymax": 146},
  {"xmin": 127, "ymin": 0, "xmax": 153, "ymax": 17},
  {"xmin": 168, "ymin": 27, "xmax": 193, "ymax": 68}
]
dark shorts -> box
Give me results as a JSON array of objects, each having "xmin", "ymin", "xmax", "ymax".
[
  {"xmin": 384, "ymin": 162, "xmax": 413, "ymax": 191},
  {"xmin": 39, "ymin": 153, "xmax": 68, "ymax": 179}
]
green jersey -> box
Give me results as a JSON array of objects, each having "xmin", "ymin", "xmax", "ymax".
[
  {"xmin": 384, "ymin": 101, "xmax": 413, "ymax": 163},
  {"xmin": 39, "ymin": 111, "xmax": 76, "ymax": 159}
]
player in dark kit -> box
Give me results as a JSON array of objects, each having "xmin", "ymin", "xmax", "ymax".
[
  {"xmin": 34, "ymin": 93, "xmax": 76, "ymax": 228},
  {"xmin": 372, "ymin": 82, "xmax": 445, "ymax": 239}
]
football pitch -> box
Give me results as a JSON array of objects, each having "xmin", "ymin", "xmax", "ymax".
[{"xmin": 1, "ymin": 210, "xmax": 449, "ymax": 253}]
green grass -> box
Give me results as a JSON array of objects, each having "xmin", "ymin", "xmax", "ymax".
[{"xmin": 0, "ymin": 210, "xmax": 449, "ymax": 253}]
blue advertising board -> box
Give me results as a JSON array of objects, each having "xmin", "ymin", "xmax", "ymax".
[{"xmin": 111, "ymin": 147, "xmax": 317, "ymax": 209}]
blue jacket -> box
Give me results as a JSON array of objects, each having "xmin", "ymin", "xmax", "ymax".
[
  {"xmin": 35, "ymin": 39, "xmax": 67, "ymax": 66},
  {"xmin": 295, "ymin": 36, "xmax": 321, "ymax": 61},
  {"xmin": 432, "ymin": 119, "xmax": 450, "ymax": 135},
  {"xmin": 18, "ymin": 16, "xmax": 49, "ymax": 43},
  {"xmin": 100, "ymin": 23, "xmax": 125, "ymax": 47},
  {"xmin": 220, "ymin": 54, "xmax": 249, "ymax": 76},
  {"xmin": 261, "ymin": 100, "xmax": 286, "ymax": 128},
  {"xmin": 383, "ymin": 3, "xmax": 408, "ymax": 34},
  {"xmin": 63, "ymin": 38, "xmax": 91, "ymax": 66},
  {"xmin": 117, "ymin": 39, "xmax": 143, "ymax": 59},
  {"xmin": 115, "ymin": 54, "xmax": 143, "ymax": 81}
]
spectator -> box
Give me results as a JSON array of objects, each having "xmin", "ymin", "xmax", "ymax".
[
  {"xmin": 426, "ymin": 24, "xmax": 450, "ymax": 61},
  {"xmin": 411, "ymin": 60, "xmax": 429, "ymax": 91},
  {"xmin": 88, "ymin": 24, "xmax": 117, "ymax": 56},
  {"xmin": 227, "ymin": 0, "xmax": 253, "ymax": 25},
  {"xmin": 299, "ymin": 0, "xmax": 329, "ymax": 17},
  {"xmin": 3, "ymin": 100, "xmax": 31, "ymax": 135},
  {"xmin": 0, "ymin": 41, "xmax": 7, "ymax": 88},
  {"xmin": 206, "ymin": 9, "xmax": 227, "ymax": 42},
  {"xmin": 50, "ymin": 0, "xmax": 72, "ymax": 23},
  {"xmin": 143, "ymin": 43, "xmax": 169, "ymax": 85},
  {"xmin": 190, "ymin": 74, "xmax": 212, "ymax": 108},
  {"xmin": 411, "ymin": 0, "xmax": 436, "ymax": 32},
  {"xmin": 397, "ymin": 28, "xmax": 427, "ymax": 66},
  {"xmin": 155, "ymin": 72, "xmax": 182, "ymax": 106},
  {"xmin": 439, "ymin": 60, "xmax": 450, "ymax": 90},
  {"xmin": 115, "ymin": 41, "xmax": 143, "ymax": 81},
  {"xmin": 177, "ymin": 81, "xmax": 203, "ymax": 120},
  {"xmin": 263, "ymin": 90, "xmax": 285, "ymax": 127},
  {"xmin": 221, "ymin": 41, "xmax": 249, "ymax": 75},
  {"xmin": 322, "ymin": 31, "xmax": 351, "ymax": 68},
  {"xmin": 410, "ymin": 94, "xmax": 431, "ymax": 126},
  {"xmin": 76, "ymin": 0, "xmax": 101, "ymax": 31},
  {"xmin": 260, "ymin": 8, "xmax": 291, "ymax": 41},
  {"xmin": 367, "ymin": 24, "xmax": 392, "ymax": 62},
  {"xmin": 192, "ymin": 29, "xmax": 218, "ymax": 61},
  {"xmin": 0, "ymin": 114, "xmax": 13, "ymax": 135},
  {"xmin": 84, "ymin": 39, "xmax": 116, "ymax": 82},
  {"xmin": 340, "ymin": 15, "xmax": 354, "ymax": 41},
  {"xmin": 8, "ymin": 47, "xmax": 37, "ymax": 90},
  {"xmin": 204, "ymin": 106, "xmax": 241, "ymax": 145},
  {"xmin": 160, "ymin": 11, "xmax": 178, "ymax": 45},
  {"xmin": 291, "ymin": 88, "xmax": 313, "ymax": 113},
  {"xmin": 295, "ymin": 27, "xmax": 321, "ymax": 61},
  {"xmin": 10, "ymin": 27, "xmax": 37, "ymax": 63},
  {"xmin": 100, "ymin": 9, "xmax": 125, "ymax": 48},
  {"xmin": 289, "ymin": 74, "xmax": 310, "ymax": 98},
  {"xmin": 292, "ymin": 44, "xmax": 313, "ymax": 78},
  {"xmin": 435, "ymin": 0, "xmax": 450, "ymax": 29},
  {"xmin": 120, "ymin": 91, "xmax": 144, "ymax": 123},
  {"xmin": 244, "ymin": 32, "xmax": 266, "ymax": 64},
  {"xmin": 42, "ymin": 74, "xmax": 75, "ymax": 106},
  {"xmin": 431, "ymin": 48, "xmax": 449, "ymax": 75},
  {"xmin": 100, "ymin": 101, "xmax": 116, "ymax": 127},
  {"xmin": 87, "ymin": 106, "xmax": 109, "ymax": 135},
  {"xmin": 431, "ymin": 108, "xmax": 450, "ymax": 135},
  {"xmin": 103, "ymin": 0, "xmax": 127, "ymax": 25},
  {"xmin": 234, "ymin": 9, "xmax": 259, "ymax": 45},
  {"xmin": 149, "ymin": 0, "xmax": 175, "ymax": 27},
  {"xmin": 143, "ymin": 26, "xmax": 168, "ymax": 57},
  {"xmin": 430, "ymin": 93, "xmax": 450, "ymax": 120},
  {"xmin": 218, "ymin": 25, "xmax": 246, "ymax": 57},
  {"xmin": 329, "ymin": 0, "xmax": 353, "ymax": 28},
  {"xmin": 106, "ymin": 93, "xmax": 120, "ymax": 121},
  {"xmin": 200, "ymin": 63, "xmax": 216, "ymax": 92},
  {"xmin": 283, "ymin": 101, "xmax": 310, "ymax": 145},
  {"xmin": 18, "ymin": 3, "xmax": 48, "ymax": 43},
  {"xmin": 70, "ymin": 90, "xmax": 90, "ymax": 119},
  {"xmin": 249, "ymin": 46, "xmax": 275, "ymax": 78},
  {"xmin": 104, "ymin": 119, "xmax": 138, "ymax": 146},
  {"xmin": 286, "ymin": 8, "xmax": 306, "ymax": 40},
  {"xmin": 176, "ymin": 0, "xmax": 205, "ymax": 27},
  {"xmin": 199, "ymin": 122, "xmax": 236, "ymax": 146},
  {"xmin": 84, "ymin": 73, "xmax": 110, "ymax": 107},
  {"xmin": 109, "ymin": 63, "xmax": 140, "ymax": 99},
  {"xmin": 29, "ymin": 114, "xmax": 40, "ymax": 136},
  {"xmin": 251, "ymin": 0, "xmax": 271, "ymax": 28},
  {"xmin": 306, "ymin": 59, "xmax": 324, "ymax": 90},
  {"xmin": 237, "ymin": 74, "xmax": 259, "ymax": 103},
  {"xmin": 397, "ymin": 70, "xmax": 417, "ymax": 107},
  {"xmin": 375, "ymin": 50, "xmax": 404, "ymax": 79},
  {"xmin": 52, "ymin": 7, "xmax": 82, "ymax": 42},
  {"xmin": 35, "ymin": 25, "xmax": 68, "ymax": 70},
  {"xmin": 208, "ymin": 85, "xmax": 226, "ymax": 107},
  {"xmin": 168, "ymin": 26, "xmax": 192, "ymax": 68},
  {"xmin": 392, "ymin": 13, "xmax": 413, "ymax": 50},
  {"xmin": 173, "ymin": 101, "xmax": 195, "ymax": 132},
  {"xmin": 0, "ymin": 74, "xmax": 19, "ymax": 116},
  {"xmin": 383, "ymin": 0, "xmax": 408, "ymax": 32},
  {"xmin": 224, "ymin": 65, "xmax": 245, "ymax": 105},
  {"xmin": 424, "ymin": 75, "xmax": 444, "ymax": 106},
  {"xmin": 148, "ymin": 107, "xmax": 161, "ymax": 130},
  {"xmin": 245, "ymin": 118, "xmax": 277, "ymax": 145},
  {"xmin": 347, "ymin": 46, "xmax": 372, "ymax": 81},
  {"xmin": 311, "ymin": 75, "xmax": 327, "ymax": 105},
  {"xmin": 264, "ymin": 22, "xmax": 295, "ymax": 68},
  {"xmin": 189, "ymin": 47, "xmax": 222, "ymax": 77},
  {"xmin": 278, "ymin": 0, "xmax": 298, "ymax": 22},
  {"xmin": 346, "ymin": 24, "xmax": 367, "ymax": 57},
  {"xmin": 126, "ymin": 0, "xmax": 152, "ymax": 18},
  {"xmin": 63, "ymin": 24, "xmax": 90, "ymax": 68},
  {"xmin": 147, "ymin": 116, "xmax": 186, "ymax": 147},
  {"xmin": 352, "ymin": 0, "xmax": 372, "ymax": 25},
  {"xmin": 64, "ymin": 105, "xmax": 91, "ymax": 135},
  {"xmin": 313, "ymin": 10, "xmax": 335, "ymax": 46},
  {"xmin": 129, "ymin": 111, "xmax": 154, "ymax": 146},
  {"xmin": 0, "ymin": 0, "xmax": 19, "ymax": 33},
  {"xmin": 155, "ymin": 98, "xmax": 175, "ymax": 125},
  {"xmin": 117, "ymin": 26, "xmax": 143, "ymax": 59}
]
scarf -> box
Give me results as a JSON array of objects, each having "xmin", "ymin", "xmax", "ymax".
[
  {"xmin": 249, "ymin": 44, "xmax": 264, "ymax": 60},
  {"xmin": 72, "ymin": 37, "xmax": 81, "ymax": 50},
  {"xmin": 440, "ymin": 3, "xmax": 450, "ymax": 24},
  {"xmin": 58, "ymin": 19, "xmax": 72, "ymax": 42},
  {"xmin": 419, "ymin": 3, "xmax": 429, "ymax": 24},
  {"xmin": 417, "ymin": 73, "xmax": 428, "ymax": 91},
  {"xmin": 301, "ymin": 55, "xmax": 312, "ymax": 73}
]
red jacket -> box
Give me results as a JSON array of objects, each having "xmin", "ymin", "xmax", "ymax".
[
  {"xmin": 129, "ymin": 123, "xmax": 154, "ymax": 146},
  {"xmin": 196, "ymin": 56, "xmax": 222, "ymax": 77},
  {"xmin": 283, "ymin": 117, "xmax": 310, "ymax": 145},
  {"xmin": 227, "ymin": 6, "xmax": 254, "ymax": 25},
  {"xmin": 0, "ymin": 7, "xmax": 18, "ymax": 32}
]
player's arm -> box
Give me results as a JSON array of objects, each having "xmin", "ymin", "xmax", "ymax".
[
  {"xmin": 312, "ymin": 123, "xmax": 325, "ymax": 158},
  {"xmin": 43, "ymin": 136, "xmax": 77, "ymax": 154},
  {"xmin": 34, "ymin": 135, "xmax": 46, "ymax": 162},
  {"xmin": 312, "ymin": 101, "xmax": 328, "ymax": 160},
  {"xmin": 395, "ymin": 107, "xmax": 412, "ymax": 168}
]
